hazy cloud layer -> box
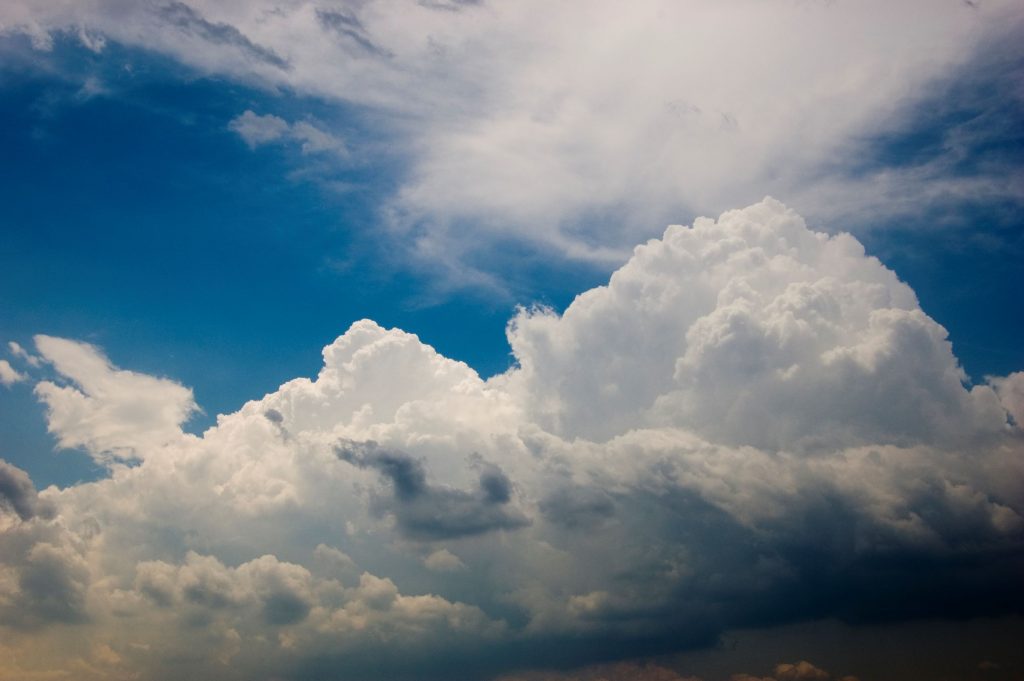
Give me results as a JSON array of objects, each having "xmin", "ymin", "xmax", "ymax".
[
  {"xmin": 1, "ymin": 200, "xmax": 1022, "ymax": 679},
  {"xmin": 1, "ymin": 1, "xmax": 1021, "ymax": 275},
  {"xmin": 495, "ymin": 659, "xmax": 853, "ymax": 681}
]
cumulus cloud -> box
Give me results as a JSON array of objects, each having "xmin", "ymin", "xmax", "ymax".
[
  {"xmin": 0, "ymin": 460, "xmax": 53, "ymax": 521},
  {"xmin": 423, "ymin": 548, "xmax": 465, "ymax": 572},
  {"xmin": 2, "ymin": 201, "xmax": 1023, "ymax": 679},
  {"xmin": 229, "ymin": 110, "xmax": 347, "ymax": 156},
  {"xmin": 991, "ymin": 371, "xmax": 1024, "ymax": 426},
  {"xmin": 32, "ymin": 335, "xmax": 198, "ymax": 462},
  {"xmin": 1, "ymin": 1, "xmax": 1021, "ymax": 272},
  {"xmin": 336, "ymin": 440, "xmax": 529, "ymax": 540},
  {"xmin": 502, "ymin": 199, "xmax": 1008, "ymax": 451},
  {"xmin": 0, "ymin": 360, "xmax": 25, "ymax": 386},
  {"xmin": 7, "ymin": 341, "xmax": 40, "ymax": 367}
]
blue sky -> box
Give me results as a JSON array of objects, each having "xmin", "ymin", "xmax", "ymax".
[
  {"xmin": 3, "ymin": 30, "xmax": 1021, "ymax": 488},
  {"xmin": 0, "ymin": 38, "xmax": 611, "ymax": 488},
  {"xmin": 1, "ymin": 3, "xmax": 1023, "ymax": 681}
]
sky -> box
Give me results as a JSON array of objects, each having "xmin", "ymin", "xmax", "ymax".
[{"xmin": 0, "ymin": 2, "xmax": 1022, "ymax": 680}]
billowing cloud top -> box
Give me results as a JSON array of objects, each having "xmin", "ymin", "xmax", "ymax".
[{"xmin": 1, "ymin": 200, "xmax": 1022, "ymax": 680}]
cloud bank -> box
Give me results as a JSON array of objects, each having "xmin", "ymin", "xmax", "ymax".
[
  {"xmin": 2, "ymin": 200, "xmax": 1022, "ymax": 679},
  {"xmin": 2, "ymin": 0, "xmax": 1022, "ymax": 274}
]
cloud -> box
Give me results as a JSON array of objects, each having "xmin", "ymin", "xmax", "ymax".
[
  {"xmin": 336, "ymin": 440, "xmax": 529, "ymax": 540},
  {"xmin": 1, "ymin": 201, "xmax": 1022, "ymax": 679},
  {"xmin": 496, "ymin": 661, "xmax": 702, "ymax": 681},
  {"xmin": 0, "ymin": 360, "xmax": 25, "ymax": 387},
  {"xmin": 495, "ymin": 659, "xmax": 854, "ymax": 681},
  {"xmin": 315, "ymin": 8, "xmax": 391, "ymax": 58},
  {"xmin": 502, "ymin": 198, "xmax": 1008, "ymax": 451},
  {"xmin": 991, "ymin": 371, "xmax": 1024, "ymax": 426},
  {"xmin": 156, "ymin": 2, "xmax": 288, "ymax": 70},
  {"xmin": 229, "ymin": 110, "xmax": 348, "ymax": 157},
  {"xmin": 32, "ymin": 335, "xmax": 197, "ymax": 462},
  {"xmin": 0, "ymin": 460, "xmax": 53, "ymax": 521},
  {"xmin": 772, "ymin": 661, "xmax": 830, "ymax": 681},
  {"xmin": 423, "ymin": 548, "xmax": 465, "ymax": 572},
  {"xmin": 2, "ymin": 0, "xmax": 1021, "ymax": 274},
  {"xmin": 7, "ymin": 341, "xmax": 40, "ymax": 367},
  {"xmin": 228, "ymin": 110, "xmax": 289, "ymax": 147}
]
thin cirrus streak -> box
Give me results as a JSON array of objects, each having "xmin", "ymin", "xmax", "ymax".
[{"xmin": 1, "ymin": 199, "xmax": 1022, "ymax": 680}]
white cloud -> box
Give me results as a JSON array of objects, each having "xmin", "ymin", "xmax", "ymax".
[
  {"xmin": 0, "ymin": 360, "xmax": 25, "ymax": 387},
  {"xmin": 501, "ymin": 198, "xmax": 1008, "ymax": 451},
  {"xmin": 32, "ymin": 335, "xmax": 198, "ymax": 462},
  {"xmin": 2, "ymin": 0, "xmax": 1021, "ymax": 271},
  {"xmin": 229, "ymin": 110, "xmax": 347, "ymax": 157},
  {"xmin": 7, "ymin": 341, "xmax": 40, "ymax": 367},
  {"xmin": 227, "ymin": 110, "xmax": 289, "ymax": 147},
  {"xmin": 423, "ymin": 548, "xmax": 465, "ymax": 572},
  {"xmin": 2, "ymin": 201, "xmax": 1022, "ymax": 679}
]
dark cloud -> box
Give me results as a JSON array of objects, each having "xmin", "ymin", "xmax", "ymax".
[
  {"xmin": 263, "ymin": 590, "xmax": 311, "ymax": 625},
  {"xmin": 336, "ymin": 440, "xmax": 529, "ymax": 540},
  {"xmin": 539, "ymin": 485, "xmax": 616, "ymax": 529},
  {"xmin": 158, "ymin": 3, "xmax": 289, "ymax": 69},
  {"xmin": 16, "ymin": 543, "xmax": 90, "ymax": 626},
  {"xmin": 0, "ymin": 459, "xmax": 52, "ymax": 520},
  {"xmin": 316, "ymin": 9, "xmax": 391, "ymax": 58}
]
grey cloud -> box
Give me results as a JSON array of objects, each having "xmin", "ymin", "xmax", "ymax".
[
  {"xmin": 229, "ymin": 110, "xmax": 347, "ymax": 157},
  {"xmin": 158, "ymin": 2, "xmax": 289, "ymax": 70},
  {"xmin": 539, "ymin": 485, "xmax": 616, "ymax": 529},
  {"xmin": 336, "ymin": 440, "xmax": 530, "ymax": 540},
  {"xmin": 418, "ymin": 0, "xmax": 484, "ymax": 11},
  {"xmin": 17, "ymin": 543, "xmax": 90, "ymax": 626},
  {"xmin": 0, "ymin": 459, "xmax": 41, "ymax": 520},
  {"xmin": 0, "ymin": 459, "xmax": 52, "ymax": 521},
  {"xmin": 1, "ymin": 202, "xmax": 1022, "ymax": 677},
  {"xmin": 316, "ymin": 9, "xmax": 391, "ymax": 58},
  {"xmin": 263, "ymin": 590, "xmax": 311, "ymax": 625}
]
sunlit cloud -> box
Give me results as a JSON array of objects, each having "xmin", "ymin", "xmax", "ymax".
[{"xmin": 2, "ymin": 201, "xmax": 1021, "ymax": 679}]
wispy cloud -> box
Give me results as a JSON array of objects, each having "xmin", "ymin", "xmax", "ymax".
[
  {"xmin": 1, "ymin": 0, "xmax": 1020, "ymax": 281},
  {"xmin": 0, "ymin": 359, "xmax": 26, "ymax": 387},
  {"xmin": 229, "ymin": 109, "xmax": 348, "ymax": 157}
]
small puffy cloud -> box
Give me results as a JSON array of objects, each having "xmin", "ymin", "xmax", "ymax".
[
  {"xmin": 291, "ymin": 121, "xmax": 347, "ymax": 156},
  {"xmin": 423, "ymin": 549, "xmax": 465, "ymax": 572},
  {"xmin": 32, "ymin": 335, "xmax": 197, "ymax": 462},
  {"xmin": 229, "ymin": 111, "xmax": 347, "ymax": 157},
  {"xmin": 773, "ymin": 661, "xmax": 830, "ymax": 681},
  {"xmin": 0, "ymin": 360, "xmax": 25, "ymax": 387},
  {"xmin": 7, "ymin": 341, "xmax": 40, "ymax": 367},
  {"xmin": 228, "ymin": 110, "xmax": 288, "ymax": 147},
  {"xmin": 729, "ymin": 661, "xmax": 852, "ymax": 681}
]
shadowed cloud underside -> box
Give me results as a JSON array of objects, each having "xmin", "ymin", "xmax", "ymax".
[{"xmin": 1, "ymin": 200, "xmax": 1022, "ymax": 680}]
